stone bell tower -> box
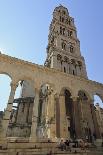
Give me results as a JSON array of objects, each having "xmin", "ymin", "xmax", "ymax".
[{"xmin": 45, "ymin": 5, "xmax": 87, "ymax": 78}]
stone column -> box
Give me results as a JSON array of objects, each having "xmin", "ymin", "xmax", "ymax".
[
  {"xmin": 78, "ymin": 99, "xmax": 84, "ymax": 139},
  {"xmin": 59, "ymin": 94, "xmax": 68, "ymax": 138},
  {"xmin": 30, "ymin": 88, "xmax": 40, "ymax": 142},
  {"xmin": 48, "ymin": 92, "xmax": 56, "ymax": 140},
  {"xmin": 55, "ymin": 94, "xmax": 60, "ymax": 138},
  {"xmin": 90, "ymin": 103, "xmax": 101, "ymax": 139},
  {"xmin": 72, "ymin": 97, "xmax": 81, "ymax": 139},
  {"xmin": 2, "ymin": 82, "xmax": 18, "ymax": 137}
]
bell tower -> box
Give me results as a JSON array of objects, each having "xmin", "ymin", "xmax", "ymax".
[{"xmin": 44, "ymin": 5, "xmax": 87, "ymax": 78}]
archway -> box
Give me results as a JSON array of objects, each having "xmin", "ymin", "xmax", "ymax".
[
  {"xmin": 0, "ymin": 74, "xmax": 11, "ymax": 131},
  {"xmin": 7, "ymin": 80, "xmax": 35, "ymax": 137},
  {"xmin": 58, "ymin": 88, "xmax": 75, "ymax": 139},
  {"xmin": 0, "ymin": 74, "xmax": 11, "ymax": 111},
  {"xmin": 77, "ymin": 90, "xmax": 92, "ymax": 142},
  {"xmin": 92, "ymin": 94, "xmax": 103, "ymax": 139},
  {"xmin": 94, "ymin": 95, "xmax": 103, "ymax": 108},
  {"xmin": 64, "ymin": 89, "xmax": 74, "ymax": 139}
]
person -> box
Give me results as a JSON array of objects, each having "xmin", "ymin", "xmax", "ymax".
[
  {"xmin": 65, "ymin": 139, "xmax": 70, "ymax": 151},
  {"xmin": 74, "ymin": 139, "xmax": 78, "ymax": 148},
  {"xmin": 79, "ymin": 140, "xmax": 85, "ymax": 150},
  {"xmin": 59, "ymin": 139, "xmax": 66, "ymax": 151}
]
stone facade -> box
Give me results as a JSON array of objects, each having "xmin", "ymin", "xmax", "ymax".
[{"xmin": 0, "ymin": 5, "xmax": 103, "ymax": 145}]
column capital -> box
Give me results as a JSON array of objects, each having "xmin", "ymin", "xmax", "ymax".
[
  {"xmin": 35, "ymin": 87, "xmax": 40, "ymax": 92},
  {"xmin": 71, "ymin": 96, "xmax": 78, "ymax": 102},
  {"xmin": 54, "ymin": 93, "xmax": 60, "ymax": 99},
  {"xmin": 10, "ymin": 82, "xmax": 18, "ymax": 90},
  {"xmin": 88, "ymin": 99, "xmax": 94, "ymax": 103}
]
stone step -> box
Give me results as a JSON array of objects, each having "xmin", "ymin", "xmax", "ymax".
[
  {"xmin": 7, "ymin": 142, "xmax": 57, "ymax": 149},
  {"xmin": 0, "ymin": 150, "xmax": 103, "ymax": 155}
]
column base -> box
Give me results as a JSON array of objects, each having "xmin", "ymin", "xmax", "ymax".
[{"xmin": 94, "ymin": 139, "xmax": 103, "ymax": 147}]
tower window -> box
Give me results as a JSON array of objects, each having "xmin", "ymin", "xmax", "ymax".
[
  {"xmin": 64, "ymin": 56, "xmax": 68, "ymax": 62},
  {"xmin": 57, "ymin": 54, "xmax": 62, "ymax": 61},
  {"xmin": 63, "ymin": 28, "xmax": 65, "ymax": 35},
  {"xmin": 70, "ymin": 31, "xmax": 72, "ymax": 36},
  {"xmin": 62, "ymin": 17, "xmax": 64, "ymax": 22},
  {"xmin": 62, "ymin": 10, "xmax": 66, "ymax": 15},
  {"xmin": 60, "ymin": 17, "xmax": 64, "ymax": 23},
  {"xmin": 69, "ymin": 19, "xmax": 71, "ymax": 25},
  {"xmin": 73, "ymin": 70, "xmax": 75, "ymax": 75},
  {"xmin": 68, "ymin": 30, "xmax": 72, "ymax": 37},
  {"xmin": 78, "ymin": 61, "xmax": 82, "ymax": 66},
  {"xmin": 60, "ymin": 16, "xmax": 62, "ymax": 22},
  {"xmin": 60, "ymin": 27, "xmax": 62, "ymax": 34},
  {"xmin": 70, "ymin": 45, "xmax": 74, "ymax": 53},
  {"xmin": 64, "ymin": 67, "xmax": 66, "ymax": 73},
  {"xmin": 60, "ymin": 27, "xmax": 65, "ymax": 35},
  {"xmin": 71, "ymin": 59, "xmax": 75, "ymax": 64},
  {"xmin": 61, "ymin": 42, "xmax": 66, "ymax": 50}
]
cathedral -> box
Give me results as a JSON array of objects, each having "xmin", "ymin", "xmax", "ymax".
[{"xmin": 0, "ymin": 5, "xmax": 103, "ymax": 150}]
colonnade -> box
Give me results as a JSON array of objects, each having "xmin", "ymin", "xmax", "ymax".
[{"xmin": 0, "ymin": 79, "xmax": 103, "ymax": 142}]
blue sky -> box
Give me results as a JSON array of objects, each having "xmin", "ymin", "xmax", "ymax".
[{"xmin": 0, "ymin": 0, "xmax": 103, "ymax": 110}]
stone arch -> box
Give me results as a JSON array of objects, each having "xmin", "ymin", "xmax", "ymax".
[
  {"xmin": 60, "ymin": 87, "xmax": 73, "ymax": 96},
  {"xmin": 78, "ymin": 89, "xmax": 92, "ymax": 101},
  {"xmin": 7, "ymin": 78, "xmax": 36, "ymax": 137},
  {"xmin": 59, "ymin": 87, "xmax": 76, "ymax": 138},
  {"xmin": 0, "ymin": 72, "xmax": 12, "ymax": 80},
  {"xmin": 40, "ymin": 82, "xmax": 55, "ymax": 90},
  {"xmin": 15, "ymin": 76, "xmax": 35, "ymax": 85},
  {"xmin": 93, "ymin": 92, "xmax": 103, "ymax": 103},
  {"xmin": 77, "ymin": 89, "xmax": 94, "ymax": 141},
  {"xmin": 91, "ymin": 92, "xmax": 103, "ymax": 139}
]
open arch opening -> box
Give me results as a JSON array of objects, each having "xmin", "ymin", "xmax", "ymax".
[
  {"xmin": 92, "ymin": 94, "xmax": 103, "ymax": 139},
  {"xmin": 77, "ymin": 90, "xmax": 93, "ymax": 142},
  {"xmin": 64, "ymin": 89, "xmax": 75, "ymax": 139},
  {"xmin": 7, "ymin": 80, "xmax": 35, "ymax": 137},
  {"xmin": 0, "ymin": 74, "xmax": 11, "ymax": 112},
  {"xmin": 0, "ymin": 74, "xmax": 11, "ymax": 131},
  {"xmin": 94, "ymin": 95, "xmax": 103, "ymax": 108}
]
